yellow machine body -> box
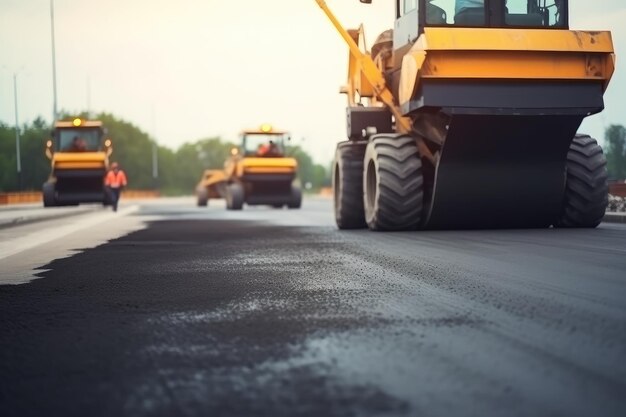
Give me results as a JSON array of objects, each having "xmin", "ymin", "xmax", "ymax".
[
  {"xmin": 43, "ymin": 118, "xmax": 113, "ymax": 207},
  {"xmin": 317, "ymin": 0, "xmax": 615, "ymax": 230},
  {"xmin": 196, "ymin": 126, "xmax": 301, "ymax": 209}
]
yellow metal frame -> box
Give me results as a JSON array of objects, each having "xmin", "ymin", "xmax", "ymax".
[
  {"xmin": 399, "ymin": 27, "xmax": 615, "ymax": 104},
  {"xmin": 52, "ymin": 151, "xmax": 107, "ymax": 170},
  {"xmin": 315, "ymin": 1, "xmax": 615, "ymax": 166},
  {"xmin": 314, "ymin": 1, "xmax": 411, "ymax": 132},
  {"xmin": 55, "ymin": 120, "xmax": 103, "ymax": 128},
  {"xmin": 314, "ymin": 0, "xmax": 434, "ymax": 162}
]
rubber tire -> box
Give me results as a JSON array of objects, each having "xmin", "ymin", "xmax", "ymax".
[
  {"xmin": 43, "ymin": 182, "xmax": 56, "ymax": 207},
  {"xmin": 288, "ymin": 185, "xmax": 302, "ymax": 209},
  {"xmin": 333, "ymin": 140, "xmax": 367, "ymax": 229},
  {"xmin": 554, "ymin": 134, "xmax": 608, "ymax": 228},
  {"xmin": 363, "ymin": 134, "xmax": 423, "ymax": 231},
  {"xmin": 197, "ymin": 188, "xmax": 208, "ymax": 207},
  {"xmin": 226, "ymin": 183, "xmax": 244, "ymax": 210}
]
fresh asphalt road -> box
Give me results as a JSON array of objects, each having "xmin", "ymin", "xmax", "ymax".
[{"xmin": 1, "ymin": 197, "xmax": 625, "ymax": 417}]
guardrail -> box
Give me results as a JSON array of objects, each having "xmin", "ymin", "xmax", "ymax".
[
  {"xmin": 609, "ymin": 183, "xmax": 626, "ymax": 198},
  {"xmin": 0, "ymin": 190, "xmax": 160, "ymax": 205}
]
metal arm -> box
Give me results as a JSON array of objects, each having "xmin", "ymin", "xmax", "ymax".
[{"xmin": 313, "ymin": 0, "xmax": 412, "ymax": 134}]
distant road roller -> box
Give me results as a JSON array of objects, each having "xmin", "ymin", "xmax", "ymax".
[
  {"xmin": 315, "ymin": 0, "xmax": 615, "ymax": 230},
  {"xmin": 43, "ymin": 118, "xmax": 113, "ymax": 207},
  {"xmin": 195, "ymin": 125, "xmax": 302, "ymax": 210}
]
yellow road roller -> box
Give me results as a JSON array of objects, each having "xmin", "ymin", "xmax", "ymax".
[
  {"xmin": 196, "ymin": 124, "xmax": 302, "ymax": 210},
  {"xmin": 316, "ymin": 0, "xmax": 615, "ymax": 230},
  {"xmin": 43, "ymin": 118, "xmax": 113, "ymax": 207}
]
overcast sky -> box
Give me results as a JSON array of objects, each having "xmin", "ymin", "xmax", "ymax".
[{"xmin": 1, "ymin": 0, "xmax": 624, "ymax": 164}]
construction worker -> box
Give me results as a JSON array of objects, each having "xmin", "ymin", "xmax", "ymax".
[
  {"xmin": 257, "ymin": 142, "xmax": 270, "ymax": 156},
  {"xmin": 267, "ymin": 140, "xmax": 281, "ymax": 156},
  {"xmin": 104, "ymin": 162, "xmax": 128, "ymax": 212},
  {"xmin": 66, "ymin": 136, "xmax": 87, "ymax": 152}
]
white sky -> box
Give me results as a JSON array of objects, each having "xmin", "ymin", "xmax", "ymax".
[{"xmin": 1, "ymin": 0, "xmax": 624, "ymax": 164}]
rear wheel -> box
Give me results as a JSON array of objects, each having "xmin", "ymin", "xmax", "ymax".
[
  {"xmin": 226, "ymin": 183, "xmax": 244, "ymax": 210},
  {"xmin": 333, "ymin": 140, "xmax": 367, "ymax": 229},
  {"xmin": 43, "ymin": 182, "xmax": 56, "ymax": 207},
  {"xmin": 288, "ymin": 185, "xmax": 302, "ymax": 209},
  {"xmin": 363, "ymin": 134, "xmax": 423, "ymax": 231},
  {"xmin": 197, "ymin": 188, "xmax": 208, "ymax": 207},
  {"xmin": 554, "ymin": 134, "xmax": 608, "ymax": 228}
]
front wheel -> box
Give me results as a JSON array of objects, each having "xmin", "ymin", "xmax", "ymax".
[
  {"xmin": 288, "ymin": 185, "xmax": 302, "ymax": 209},
  {"xmin": 333, "ymin": 140, "xmax": 367, "ymax": 229},
  {"xmin": 43, "ymin": 182, "xmax": 56, "ymax": 207},
  {"xmin": 226, "ymin": 183, "xmax": 244, "ymax": 210},
  {"xmin": 196, "ymin": 188, "xmax": 208, "ymax": 207},
  {"xmin": 554, "ymin": 134, "xmax": 608, "ymax": 228},
  {"xmin": 363, "ymin": 134, "xmax": 423, "ymax": 231}
]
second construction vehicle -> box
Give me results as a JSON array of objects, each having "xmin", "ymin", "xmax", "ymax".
[
  {"xmin": 195, "ymin": 125, "xmax": 302, "ymax": 210},
  {"xmin": 317, "ymin": 0, "xmax": 615, "ymax": 230},
  {"xmin": 43, "ymin": 118, "xmax": 113, "ymax": 207}
]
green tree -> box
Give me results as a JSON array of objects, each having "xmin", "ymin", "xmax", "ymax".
[
  {"xmin": 0, "ymin": 118, "xmax": 50, "ymax": 192},
  {"xmin": 605, "ymin": 124, "xmax": 626, "ymax": 180},
  {"xmin": 96, "ymin": 113, "xmax": 156, "ymax": 189},
  {"xmin": 173, "ymin": 137, "xmax": 236, "ymax": 194},
  {"xmin": 286, "ymin": 145, "xmax": 330, "ymax": 191},
  {"xmin": 0, "ymin": 111, "xmax": 329, "ymax": 195}
]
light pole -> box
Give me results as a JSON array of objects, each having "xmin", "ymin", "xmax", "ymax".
[
  {"xmin": 151, "ymin": 105, "xmax": 159, "ymax": 189},
  {"xmin": 13, "ymin": 73, "xmax": 22, "ymax": 191},
  {"xmin": 152, "ymin": 142, "xmax": 159, "ymax": 189},
  {"xmin": 50, "ymin": 0, "xmax": 58, "ymax": 123}
]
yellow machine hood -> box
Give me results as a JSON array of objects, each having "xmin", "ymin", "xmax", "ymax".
[
  {"xmin": 238, "ymin": 157, "xmax": 298, "ymax": 176},
  {"xmin": 53, "ymin": 152, "xmax": 108, "ymax": 170},
  {"xmin": 400, "ymin": 28, "xmax": 615, "ymax": 106}
]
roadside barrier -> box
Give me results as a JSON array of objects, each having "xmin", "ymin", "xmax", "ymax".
[
  {"xmin": 609, "ymin": 183, "xmax": 626, "ymax": 198},
  {"xmin": 0, "ymin": 190, "xmax": 160, "ymax": 205}
]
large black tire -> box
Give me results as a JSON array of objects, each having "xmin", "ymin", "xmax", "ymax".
[
  {"xmin": 554, "ymin": 134, "xmax": 608, "ymax": 228},
  {"xmin": 197, "ymin": 188, "xmax": 208, "ymax": 207},
  {"xmin": 42, "ymin": 182, "xmax": 56, "ymax": 207},
  {"xmin": 288, "ymin": 185, "xmax": 302, "ymax": 209},
  {"xmin": 363, "ymin": 134, "xmax": 423, "ymax": 231},
  {"xmin": 226, "ymin": 183, "xmax": 244, "ymax": 210},
  {"xmin": 333, "ymin": 140, "xmax": 367, "ymax": 229}
]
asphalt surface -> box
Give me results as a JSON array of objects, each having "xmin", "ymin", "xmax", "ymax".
[{"xmin": 1, "ymin": 197, "xmax": 626, "ymax": 417}]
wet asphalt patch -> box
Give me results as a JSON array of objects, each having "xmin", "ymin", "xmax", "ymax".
[{"xmin": 0, "ymin": 220, "xmax": 408, "ymax": 417}]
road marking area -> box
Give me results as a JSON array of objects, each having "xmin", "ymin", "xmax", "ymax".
[{"xmin": 0, "ymin": 205, "xmax": 151, "ymax": 285}]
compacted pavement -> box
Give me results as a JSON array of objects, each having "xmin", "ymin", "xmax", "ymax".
[{"xmin": 1, "ymin": 198, "xmax": 625, "ymax": 417}]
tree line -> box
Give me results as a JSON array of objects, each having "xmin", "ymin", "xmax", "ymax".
[
  {"xmin": 2, "ymin": 115, "xmax": 626, "ymax": 193},
  {"xmin": 0, "ymin": 112, "xmax": 331, "ymax": 194}
]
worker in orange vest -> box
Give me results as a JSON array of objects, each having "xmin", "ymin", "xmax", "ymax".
[
  {"xmin": 104, "ymin": 162, "xmax": 128, "ymax": 211},
  {"xmin": 257, "ymin": 142, "xmax": 270, "ymax": 156}
]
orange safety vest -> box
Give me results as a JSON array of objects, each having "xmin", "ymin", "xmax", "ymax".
[{"xmin": 105, "ymin": 170, "xmax": 128, "ymax": 188}]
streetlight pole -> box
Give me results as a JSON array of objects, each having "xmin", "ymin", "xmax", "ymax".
[
  {"xmin": 13, "ymin": 73, "xmax": 22, "ymax": 191},
  {"xmin": 152, "ymin": 142, "xmax": 159, "ymax": 189},
  {"xmin": 151, "ymin": 105, "xmax": 159, "ymax": 189},
  {"xmin": 50, "ymin": 0, "xmax": 58, "ymax": 123}
]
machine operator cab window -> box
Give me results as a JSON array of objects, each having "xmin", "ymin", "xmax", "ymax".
[
  {"xmin": 241, "ymin": 124, "xmax": 289, "ymax": 158},
  {"xmin": 394, "ymin": 0, "xmax": 568, "ymax": 46},
  {"xmin": 57, "ymin": 128, "xmax": 103, "ymax": 152},
  {"xmin": 242, "ymin": 133, "xmax": 286, "ymax": 158}
]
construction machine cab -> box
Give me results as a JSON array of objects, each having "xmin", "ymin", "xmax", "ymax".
[
  {"xmin": 46, "ymin": 118, "xmax": 111, "ymax": 156},
  {"xmin": 241, "ymin": 124, "xmax": 289, "ymax": 157},
  {"xmin": 393, "ymin": 1, "xmax": 568, "ymax": 50}
]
